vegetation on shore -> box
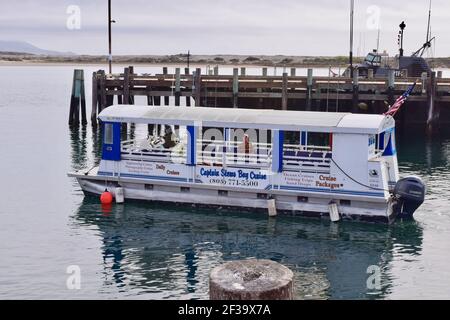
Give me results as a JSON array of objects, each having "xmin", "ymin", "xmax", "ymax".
[{"xmin": 1, "ymin": 52, "xmax": 449, "ymax": 68}]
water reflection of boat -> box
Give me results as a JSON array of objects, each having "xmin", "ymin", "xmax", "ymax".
[{"xmin": 73, "ymin": 198, "xmax": 423, "ymax": 299}]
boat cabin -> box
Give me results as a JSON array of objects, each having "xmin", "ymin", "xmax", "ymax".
[{"xmin": 98, "ymin": 105, "xmax": 398, "ymax": 201}]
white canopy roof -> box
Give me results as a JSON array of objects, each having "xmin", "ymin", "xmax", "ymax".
[{"xmin": 98, "ymin": 105, "xmax": 394, "ymax": 134}]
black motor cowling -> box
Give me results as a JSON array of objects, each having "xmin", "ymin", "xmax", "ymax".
[{"xmin": 394, "ymin": 176, "xmax": 426, "ymax": 219}]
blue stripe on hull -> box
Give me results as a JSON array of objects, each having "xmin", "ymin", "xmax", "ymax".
[
  {"xmin": 97, "ymin": 171, "xmax": 385, "ymax": 198},
  {"xmin": 279, "ymin": 185, "xmax": 384, "ymax": 198},
  {"xmin": 98, "ymin": 171, "xmax": 187, "ymax": 183}
]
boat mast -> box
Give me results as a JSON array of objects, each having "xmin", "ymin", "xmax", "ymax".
[
  {"xmin": 426, "ymin": 0, "xmax": 432, "ymax": 44},
  {"xmin": 376, "ymin": 29, "xmax": 380, "ymax": 53},
  {"xmin": 349, "ymin": 0, "xmax": 354, "ymax": 78},
  {"xmin": 412, "ymin": 0, "xmax": 434, "ymax": 57}
]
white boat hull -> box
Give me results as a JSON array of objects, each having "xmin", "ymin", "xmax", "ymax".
[{"xmin": 70, "ymin": 171, "xmax": 395, "ymax": 223}]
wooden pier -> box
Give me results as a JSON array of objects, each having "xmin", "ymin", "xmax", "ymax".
[{"xmin": 76, "ymin": 66, "xmax": 450, "ymax": 129}]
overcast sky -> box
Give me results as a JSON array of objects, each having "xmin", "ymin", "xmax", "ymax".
[{"xmin": 0, "ymin": 0, "xmax": 448, "ymax": 57}]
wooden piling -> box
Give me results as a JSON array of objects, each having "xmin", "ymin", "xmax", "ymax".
[
  {"xmin": 163, "ymin": 67, "xmax": 169, "ymax": 105},
  {"xmin": 306, "ymin": 69, "xmax": 313, "ymax": 111},
  {"xmin": 123, "ymin": 67, "xmax": 130, "ymax": 105},
  {"xmin": 387, "ymin": 69, "xmax": 395, "ymax": 106},
  {"xmin": 209, "ymin": 259, "xmax": 294, "ymax": 300},
  {"xmin": 290, "ymin": 68, "xmax": 296, "ymax": 77},
  {"xmin": 175, "ymin": 67, "xmax": 181, "ymax": 106},
  {"xmin": 194, "ymin": 68, "xmax": 201, "ymax": 107},
  {"xmin": 69, "ymin": 69, "xmax": 86, "ymax": 126},
  {"xmin": 233, "ymin": 68, "xmax": 239, "ymax": 108},
  {"xmin": 421, "ymin": 72, "xmax": 428, "ymax": 94},
  {"xmin": 352, "ymin": 68, "xmax": 359, "ymax": 113},
  {"xmin": 98, "ymin": 70, "xmax": 107, "ymax": 114},
  {"xmin": 427, "ymin": 72, "xmax": 439, "ymax": 133},
  {"xmin": 91, "ymin": 71, "xmax": 98, "ymax": 125},
  {"xmin": 262, "ymin": 67, "xmax": 268, "ymax": 77},
  {"xmin": 128, "ymin": 66, "xmax": 135, "ymax": 104},
  {"xmin": 146, "ymin": 85, "xmax": 155, "ymax": 135},
  {"xmin": 185, "ymin": 67, "xmax": 191, "ymax": 107},
  {"xmin": 282, "ymin": 72, "xmax": 288, "ymax": 110}
]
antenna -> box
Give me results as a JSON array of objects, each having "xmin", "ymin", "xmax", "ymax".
[
  {"xmin": 412, "ymin": 0, "xmax": 434, "ymax": 57},
  {"xmin": 426, "ymin": 0, "xmax": 432, "ymax": 43},
  {"xmin": 376, "ymin": 29, "xmax": 380, "ymax": 53}
]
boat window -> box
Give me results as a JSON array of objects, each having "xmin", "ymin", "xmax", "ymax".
[
  {"xmin": 283, "ymin": 131, "xmax": 332, "ymax": 173},
  {"xmin": 307, "ymin": 132, "xmax": 331, "ymax": 149},
  {"xmin": 365, "ymin": 53, "xmax": 375, "ymax": 63},
  {"xmin": 120, "ymin": 124, "xmax": 187, "ymax": 164},
  {"xmin": 199, "ymin": 128, "xmax": 271, "ymax": 167},
  {"xmin": 104, "ymin": 123, "xmax": 113, "ymax": 144},
  {"xmin": 376, "ymin": 131, "xmax": 391, "ymax": 154}
]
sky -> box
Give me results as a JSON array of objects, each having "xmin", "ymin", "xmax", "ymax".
[{"xmin": 0, "ymin": 0, "xmax": 448, "ymax": 57}]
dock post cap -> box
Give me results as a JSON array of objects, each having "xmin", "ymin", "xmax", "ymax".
[{"xmin": 209, "ymin": 259, "xmax": 294, "ymax": 300}]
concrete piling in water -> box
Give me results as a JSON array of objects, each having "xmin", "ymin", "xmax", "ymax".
[
  {"xmin": 209, "ymin": 259, "xmax": 294, "ymax": 300},
  {"xmin": 69, "ymin": 69, "xmax": 87, "ymax": 126}
]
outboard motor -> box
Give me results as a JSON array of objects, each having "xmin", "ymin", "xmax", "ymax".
[{"xmin": 394, "ymin": 176, "xmax": 426, "ymax": 219}]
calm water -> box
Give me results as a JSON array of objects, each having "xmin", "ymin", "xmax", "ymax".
[{"xmin": 1, "ymin": 65, "xmax": 450, "ymax": 300}]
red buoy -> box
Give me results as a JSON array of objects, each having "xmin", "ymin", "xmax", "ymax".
[{"xmin": 100, "ymin": 190, "xmax": 113, "ymax": 205}]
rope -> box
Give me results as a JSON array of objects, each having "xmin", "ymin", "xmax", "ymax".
[{"xmin": 330, "ymin": 158, "xmax": 391, "ymax": 192}]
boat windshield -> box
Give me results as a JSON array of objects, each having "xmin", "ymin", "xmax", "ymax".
[{"xmin": 364, "ymin": 53, "xmax": 382, "ymax": 66}]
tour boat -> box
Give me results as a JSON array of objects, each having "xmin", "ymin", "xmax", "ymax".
[{"xmin": 68, "ymin": 105, "xmax": 425, "ymax": 223}]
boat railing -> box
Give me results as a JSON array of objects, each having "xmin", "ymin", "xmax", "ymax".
[
  {"xmin": 119, "ymin": 139, "xmax": 331, "ymax": 172},
  {"xmin": 282, "ymin": 145, "xmax": 332, "ymax": 172},
  {"xmin": 120, "ymin": 139, "xmax": 187, "ymax": 163},
  {"xmin": 198, "ymin": 140, "xmax": 271, "ymax": 168}
]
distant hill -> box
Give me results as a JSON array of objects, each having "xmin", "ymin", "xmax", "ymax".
[{"xmin": 0, "ymin": 40, "xmax": 75, "ymax": 56}]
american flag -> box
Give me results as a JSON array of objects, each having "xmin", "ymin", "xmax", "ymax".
[{"xmin": 384, "ymin": 82, "xmax": 417, "ymax": 117}]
